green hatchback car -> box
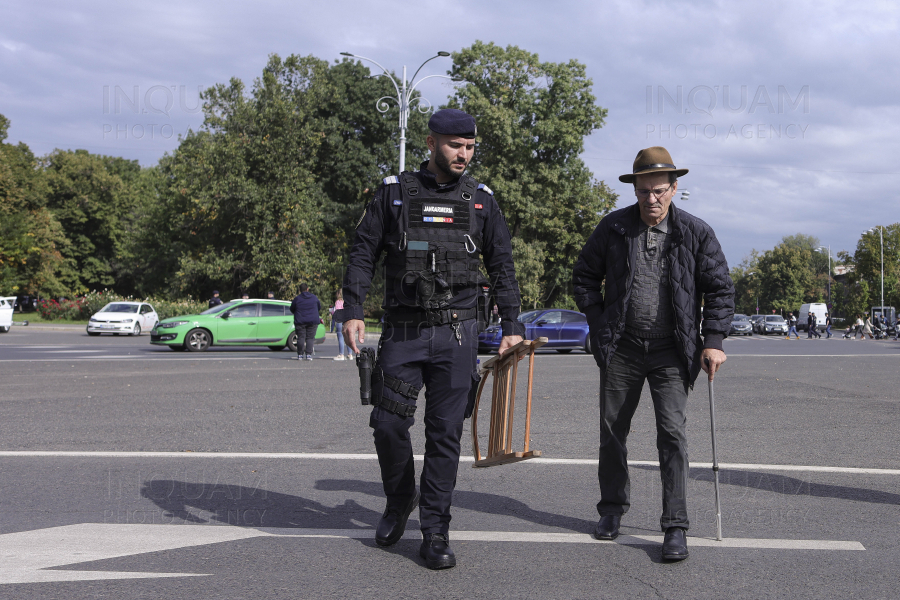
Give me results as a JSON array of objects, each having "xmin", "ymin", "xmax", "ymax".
[{"xmin": 150, "ymin": 299, "xmax": 326, "ymax": 352}]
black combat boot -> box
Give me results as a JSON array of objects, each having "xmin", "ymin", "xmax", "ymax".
[
  {"xmin": 375, "ymin": 490, "xmax": 419, "ymax": 547},
  {"xmin": 419, "ymin": 533, "xmax": 456, "ymax": 570}
]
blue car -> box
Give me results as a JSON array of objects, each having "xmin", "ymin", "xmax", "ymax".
[{"xmin": 478, "ymin": 308, "xmax": 591, "ymax": 354}]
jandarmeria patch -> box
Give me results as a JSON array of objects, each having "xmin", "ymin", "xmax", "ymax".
[{"xmin": 423, "ymin": 205, "xmax": 454, "ymax": 215}]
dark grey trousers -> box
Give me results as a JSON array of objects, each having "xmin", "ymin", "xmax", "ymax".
[
  {"xmin": 294, "ymin": 323, "xmax": 317, "ymax": 356},
  {"xmin": 597, "ymin": 332, "xmax": 691, "ymax": 530}
]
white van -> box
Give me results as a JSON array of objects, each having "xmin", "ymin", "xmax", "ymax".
[{"xmin": 798, "ymin": 303, "xmax": 828, "ymax": 332}]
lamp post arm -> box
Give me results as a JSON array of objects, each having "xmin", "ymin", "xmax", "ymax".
[
  {"xmin": 409, "ymin": 54, "xmax": 447, "ymax": 91},
  {"xmin": 343, "ymin": 54, "xmax": 402, "ymax": 100},
  {"xmin": 406, "ymin": 74, "xmax": 458, "ymax": 99}
]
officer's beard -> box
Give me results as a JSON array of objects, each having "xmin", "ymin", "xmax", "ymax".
[{"xmin": 435, "ymin": 151, "xmax": 467, "ymax": 181}]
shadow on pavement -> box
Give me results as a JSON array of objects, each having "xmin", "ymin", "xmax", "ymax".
[
  {"xmin": 630, "ymin": 465, "xmax": 900, "ymax": 506},
  {"xmin": 140, "ymin": 478, "xmax": 595, "ymax": 533}
]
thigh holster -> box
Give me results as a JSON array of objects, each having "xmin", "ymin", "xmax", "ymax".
[{"xmin": 371, "ymin": 368, "xmax": 422, "ymax": 418}]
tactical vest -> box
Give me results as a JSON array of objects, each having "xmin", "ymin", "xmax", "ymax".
[{"xmin": 383, "ymin": 171, "xmax": 486, "ymax": 310}]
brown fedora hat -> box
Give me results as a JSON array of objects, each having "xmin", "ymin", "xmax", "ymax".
[{"xmin": 619, "ymin": 146, "xmax": 689, "ymax": 183}]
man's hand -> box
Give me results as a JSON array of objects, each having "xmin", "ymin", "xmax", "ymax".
[
  {"xmin": 343, "ymin": 319, "xmax": 366, "ymax": 355},
  {"xmin": 498, "ymin": 335, "xmax": 523, "ymax": 356},
  {"xmin": 701, "ymin": 348, "xmax": 726, "ymax": 381}
]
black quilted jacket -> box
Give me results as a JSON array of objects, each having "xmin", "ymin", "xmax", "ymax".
[{"xmin": 573, "ymin": 203, "xmax": 735, "ymax": 386}]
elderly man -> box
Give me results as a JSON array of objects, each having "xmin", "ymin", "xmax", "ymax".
[{"xmin": 573, "ymin": 146, "xmax": 734, "ymax": 561}]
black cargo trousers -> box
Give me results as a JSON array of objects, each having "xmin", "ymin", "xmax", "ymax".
[{"xmin": 369, "ymin": 318, "xmax": 480, "ymax": 536}]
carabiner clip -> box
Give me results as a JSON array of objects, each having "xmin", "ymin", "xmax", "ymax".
[
  {"xmin": 464, "ymin": 234, "xmax": 477, "ymax": 254},
  {"xmin": 398, "ymin": 232, "xmax": 407, "ymax": 251}
]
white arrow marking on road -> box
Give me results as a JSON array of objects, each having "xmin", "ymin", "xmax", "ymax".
[
  {"xmin": 0, "ymin": 523, "xmax": 865, "ymax": 585},
  {"xmin": 0, "ymin": 523, "xmax": 261, "ymax": 584}
]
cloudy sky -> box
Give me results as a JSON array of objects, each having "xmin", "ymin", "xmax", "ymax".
[{"xmin": 3, "ymin": 0, "xmax": 898, "ymax": 268}]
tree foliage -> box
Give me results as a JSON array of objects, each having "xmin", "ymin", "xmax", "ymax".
[
  {"xmin": 2, "ymin": 45, "xmax": 617, "ymax": 311},
  {"xmin": 41, "ymin": 149, "xmax": 142, "ymax": 292},
  {"xmin": 135, "ymin": 54, "xmax": 430, "ymax": 300},
  {"xmin": 731, "ymin": 234, "xmax": 826, "ymax": 315},
  {"xmin": 833, "ymin": 224, "xmax": 900, "ymax": 318},
  {"xmin": 447, "ymin": 42, "xmax": 617, "ymax": 308},
  {"xmin": 0, "ymin": 119, "xmax": 69, "ymax": 295}
]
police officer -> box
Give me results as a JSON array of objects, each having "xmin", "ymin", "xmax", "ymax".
[
  {"xmin": 342, "ymin": 108, "xmax": 525, "ymax": 570},
  {"xmin": 208, "ymin": 290, "xmax": 223, "ymax": 309}
]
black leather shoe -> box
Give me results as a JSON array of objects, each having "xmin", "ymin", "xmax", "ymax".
[
  {"xmin": 662, "ymin": 527, "xmax": 689, "ymax": 560},
  {"xmin": 419, "ymin": 533, "xmax": 456, "ymax": 569},
  {"xmin": 375, "ymin": 491, "xmax": 419, "ymax": 547},
  {"xmin": 593, "ymin": 514, "xmax": 621, "ymax": 540}
]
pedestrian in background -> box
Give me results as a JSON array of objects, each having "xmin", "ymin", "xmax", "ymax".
[
  {"xmin": 208, "ymin": 290, "xmax": 223, "ymax": 309},
  {"xmin": 331, "ymin": 289, "xmax": 350, "ymax": 361},
  {"xmin": 290, "ymin": 283, "xmax": 322, "ymax": 361},
  {"xmin": 808, "ymin": 312, "xmax": 821, "ymax": 339},
  {"xmin": 267, "ymin": 291, "xmax": 276, "ymax": 300},
  {"xmin": 786, "ymin": 312, "xmax": 799, "ymax": 339},
  {"xmin": 846, "ymin": 314, "xmax": 864, "ymax": 339},
  {"xmin": 824, "ymin": 312, "xmax": 833, "ymax": 338},
  {"xmin": 862, "ymin": 315, "xmax": 874, "ymax": 340}
]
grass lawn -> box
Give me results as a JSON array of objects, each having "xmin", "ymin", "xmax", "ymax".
[{"xmin": 12, "ymin": 313, "xmax": 88, "ymax": 326}]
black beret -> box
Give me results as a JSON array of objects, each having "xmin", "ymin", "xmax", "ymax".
[{"xmin": 428, "ymin": 108, "xmax": 477, "ymax": 139}]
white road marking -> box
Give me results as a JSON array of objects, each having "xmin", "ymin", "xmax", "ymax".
[
  {"xmin": 0, "ymin": 451, "xmax": 897, "ymax": 475},
  {"xmin": 44, "ymin": 350, "xmax": 105, "ymax": 353},
  {"xmin": 260, "ymin": 527, "xmax": 865, "ymax": 551},
  {"xmin": 0, "ymin": 523, "xmax": 259, "ymax": 584},
  {"xmin": 723, "ymin": 354, "xmax": 898, "ymax": 357},
  {"xmin": 0, "ymin": 356, "xmax": 266, "ymax": 362},
  {"xmin": 0, "ymin": 522, "xmax": 865, "ymax": 584}
]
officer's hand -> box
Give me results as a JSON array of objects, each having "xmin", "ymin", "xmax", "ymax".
[
  {"xmin": 498, "ymin": 335, "xmax": 523, "ymax": 356},
  {"xmin": 343, "ymin": 319, "xmax": 365, "ymax": 355},
  {"xmin": 701, "ymin": 348, "xmax": 726, "ymax": 381}
]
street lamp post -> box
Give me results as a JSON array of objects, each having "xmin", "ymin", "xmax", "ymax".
[
  {"xmin": 816, "ymin": 246, "xmax": 831, "ymax": 305},
  {"xmin": 865, "ymin": 227, "xmax": 884, "ymax": 317},
  {"xmin": 747, "ymin": 271, "xmax": 758, "ymax": 314},
  {"xmin": 340, "ymin": 51, "xmax": 455, "ymax": 173}
]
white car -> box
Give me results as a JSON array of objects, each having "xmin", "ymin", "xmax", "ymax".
[
  {"xmin": 87, "ymin": 301, "xmax": 158, "ymax": 336},
  {"xmin": 0, "ymin": 297, "xmax": 14, "ymax": 333}
]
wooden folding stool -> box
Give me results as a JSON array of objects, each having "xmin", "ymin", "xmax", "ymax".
[{"xmin": 470, "ymin": 337, "xmax": 547, "ymax": 468}]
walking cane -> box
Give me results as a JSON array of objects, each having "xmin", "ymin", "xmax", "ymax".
[{"xmin": 706, "ymin": 358, "xmax": 723, "ymax": 541}]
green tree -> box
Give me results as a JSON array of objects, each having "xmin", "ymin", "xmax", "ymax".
[
  {"xmin": 833, "ymin": 225, "xmax": 900, "ymax": 317},
  {"xmin": 141, "ymin": 54, "xmax": 431, "ymax": 300},
  {"xmin": 41, "ymin": 149, "xmax": 141, "ymax": 292},
  {"xmin": 756, "ymin": 243, "xmax": 816, "ymax": 314},
  {"xmin": 731, "ymin": 234, "xmax": 830, "ymax": 314},
  {"xmin": 447, "ymin": 42, "xmax": 617, "ymax": 308},
  {"xmin": 0, "ymin": 116, "xmax": 70, "ymax": 295}
]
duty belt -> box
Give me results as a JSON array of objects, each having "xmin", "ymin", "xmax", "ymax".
[{"xmin": 384, "ymin": 307, "xmax": 478, "ymax": 328}]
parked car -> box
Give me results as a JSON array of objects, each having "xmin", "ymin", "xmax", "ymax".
[
  {"xmin": 150, "ymin": 299, "xmax": 325, "ymax": 352},
  {"xmin": 478, "ymin": 308, "xmax": 590, "ymax": 354},
  {"xmin": 0, "ymin": 297, "xmax": 14, "ymax": 333},
  {"xmin": 87, "ymin": 301, "xmax": 159, "ymax": 336},
  {"xmin": 730, "ymin": 315, "xmax": 753, "ymax": 336},
  {"xmin": 759, "ymin": 315, "xmax": 788, "ymax": 335},
  {"xmin": 749, "ymin": 314, "xmax": 766, "ymax": 333}
]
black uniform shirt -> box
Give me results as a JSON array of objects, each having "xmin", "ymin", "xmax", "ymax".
[{"xmin": 343, "ymin": 163, "xmax": 525, "ymax": 337}]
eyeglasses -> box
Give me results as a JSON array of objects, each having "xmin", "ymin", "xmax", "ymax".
[{"xmin": 635, "ymin": 183, "xmax": 673, "ymax": 199}]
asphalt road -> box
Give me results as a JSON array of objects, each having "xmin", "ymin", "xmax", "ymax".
[{"xmin": 1, "ymin": 326, "xmax": 898, "ymax": 599}]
